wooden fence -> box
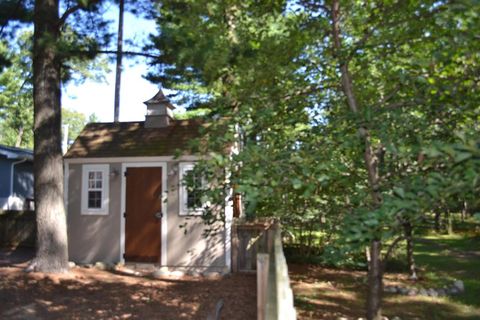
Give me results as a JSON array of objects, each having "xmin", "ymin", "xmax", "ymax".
[
  {"xmin": 231, "ymin": 219, "xmax": 296, "ymax": 320},
  {"xmin": 0, "ymin": 210, "xmax": 36, "ymax": 248},
  {"xmin": 231, "ymin": 219, "xmax": 276, "ymax": 272}
]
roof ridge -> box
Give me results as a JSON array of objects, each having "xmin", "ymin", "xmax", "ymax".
[{"xmin": 86, "ymin": 119, "xmax": 203, "ymax": 126}]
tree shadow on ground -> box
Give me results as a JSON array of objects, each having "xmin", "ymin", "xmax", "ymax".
[
  {"xmin": 289, "ymin": 263, "xmax": 480, "ymax": 320},
  {"xmin": 383, "ymin": 295, "xmax": 480, "ymax": 320},
  {"xmin": 0, "ymin": 261, "xmax": 256, "ymax": 320},
  {"xmin": 0, "ymin": 246, "xmax": 34, "ymax": 266}
]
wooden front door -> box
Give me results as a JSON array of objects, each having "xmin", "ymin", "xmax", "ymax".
[{"xmin": 125, "ymin": 167, "xmax": 162, "ymax": 262}]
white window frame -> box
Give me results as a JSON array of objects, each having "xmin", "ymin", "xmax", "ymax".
[
  {"xmin": 179, "ymin": 162, "xmax": 205, "ymax": 216},
  {"xmin": 81, "ymin": 164, "xmax": 109, "ymax": 215}
]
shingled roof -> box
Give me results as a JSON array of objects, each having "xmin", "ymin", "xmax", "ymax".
[
  {"xmin": 64, "ymin": 120, "xmax": 204, "ymax": 158},
  {"xmin": 144, "ymin": 89, "xmax": 176, "ymax": 110}
]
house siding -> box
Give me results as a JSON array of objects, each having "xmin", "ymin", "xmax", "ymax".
[
  {"xmin": 67, "ymin": 163, "xmax": 121, "ymax": 264},
  {"xmin": 165, "ymin": 162, "xmax": 226, "ymax": 270},
  {"xmin": 66, "ymin": 159, "xmax": 226, "ymax": 271},
  {"xmin": 13, "ymin": 161, "xmax": 34, "ymax": 199},
  {"xmin": 0, "ymin": 158, "xmax": 12, "ymax": 197},
  {"xmin": 0, "ymin": 158, "xmax": 34, "ymax": 210}
]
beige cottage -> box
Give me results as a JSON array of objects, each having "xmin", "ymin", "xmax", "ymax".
[{"xmin": 64, "ymin": 89, "xmax": 233, "ymax": 273}]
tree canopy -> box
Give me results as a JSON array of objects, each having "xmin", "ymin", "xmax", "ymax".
[{"xmin": 146, "ymin": 1, "xmax": 480, "ymax": 318}]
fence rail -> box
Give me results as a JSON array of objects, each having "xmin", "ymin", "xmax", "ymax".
[{"xmin": 231, "ymin": 219, "xmax": 275, "ymax": 272}]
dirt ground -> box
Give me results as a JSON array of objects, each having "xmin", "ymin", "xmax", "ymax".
[
  {"xmin": 289, "ymin": 263, "xmax": 480, "ymax": 320},
  {"xmin": 289, "ymin": 263, "xmax": 367, "ymax": 320},
  {"xmin": 0, "ymin": 248, "xmax": 256, "ymax": 320}
]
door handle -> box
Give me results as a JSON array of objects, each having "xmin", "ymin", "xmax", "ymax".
[{"xmin": 154, "ymin": 211, "xmax": 163, "ymax": 219}]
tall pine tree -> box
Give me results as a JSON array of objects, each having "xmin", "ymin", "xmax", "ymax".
[{"xmin": 1, "ymin": 0, "xmax": 113, "ymax": 272}]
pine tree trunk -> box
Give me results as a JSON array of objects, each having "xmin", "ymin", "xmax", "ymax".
[
  {"xmin": 367, "ymin": 240, "xmax": 383, "ymax": 320},
  {"xmin": 32, "ymin": 0, "xmax": 68, "ymax": 273},
  {"xmin": 403, "ymin": 220, "xmax": 417, "ymax": 280},
  {"xmin": 113, "ymin": 0, "xmax": 124, "ymax": 122}
]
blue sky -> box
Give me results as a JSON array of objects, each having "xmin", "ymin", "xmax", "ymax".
[{"xmin": 61, "ymin": 8, "xmax": 162, "ymax": 122}]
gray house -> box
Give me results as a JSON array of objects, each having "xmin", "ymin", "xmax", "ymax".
[
  {"xmin": 0, "ymin": 144, "xmax": 34, "ymax": 210},
  {"xmin": 64, "ymin": 89, "xmax": 233, "ymax": 273}
]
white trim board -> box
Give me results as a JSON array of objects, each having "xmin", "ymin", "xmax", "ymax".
[
  {"xmin": 65, "ymin": 155, "xmax": 202, "ymax": 164},
  {"xmin": 120, "ymin": 162, "xmax": 168, "ymax": 265},
  {"xmin": 64, "ymin": 162, "xmax": 69, "ymax": 212}
]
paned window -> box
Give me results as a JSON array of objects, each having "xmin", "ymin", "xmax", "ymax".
[
  {"xmin": 179, "ymin": 163, "xmax": 205, "ymax": 215},
  {"xmin": 87, "ymin": 171, "xmax": 103, "ymax": 209},
  {"xmin": 186, "ymin": 170, "xmax": 203, "ymax": 210},
  {"xmin": 81, "ymin": 164, "xmax": 109, "ymax": 215}
]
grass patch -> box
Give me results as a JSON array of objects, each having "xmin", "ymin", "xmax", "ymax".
[
  {"xmin": 290, "ymin": 231, "xmax": 480, "ymax": 319},
  {"xmin": 413, "ymin": 233, "xmax": 480, "ymax": 307}
]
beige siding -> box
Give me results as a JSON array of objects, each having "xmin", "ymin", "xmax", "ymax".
[
  {"xmin": 165, "ymin": 163, "xmax": 226, "ymax": 269},
  {"xmin": 67, "ymin": 163, "xmax": 121, "ymax": 264},
  {"xmin": 66, "ymin": 160, "xmax": 226, "ymax": 270}
]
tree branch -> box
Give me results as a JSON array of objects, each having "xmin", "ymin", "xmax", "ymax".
[
  {"xmin": 385, "ymin": 99, "xmax": 424, "ymax": 110},
  {"xmin": 297, "ymin": 1, "xmax": 331, "ymax": 15},
  {"xmin": 98, "ymin": 50, "xmax": 160, "ymax": 59},
  {"xmin": 58, "ymin": 0, "xmax": 101, "ymax": 27},
  {"xmin": 331, "ymin": 0, "xmax": 359, "ymax": 114},
  {"xmin": 379, "ymin": 84, "xmax": 401, "ymax": 105},
  {"xmin": 347, "ymin": 1, "xmax": 451, "ymax": 61},
  {"xmin": 332, "ymin": 0, "xmax": 382, "ymax": 206},
  {"xmin": 58, "ymin": 5, "xmax": 82, "ymax": 27},
  {"xmin": 68, "ymin": 49, "xmax": 160, "ymax": 59},
  {"xmin": 282, "ymin": 84, "xmax": 335, "ymax": 102},
  {"xmin": 0, "ymin": 0, "xmax": 23, "ymax": 37},
  {"xmin": 382, "ymin": 235, "xmax": 405, "ymax": 267}
]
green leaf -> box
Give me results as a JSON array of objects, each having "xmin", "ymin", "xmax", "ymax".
[
  {"xmin": 393, "ymin": 187, "xmax": 405, "ymax": 199},
  {"xmin": 291, "ymin": 178, "xmax": 302, "ymax": 190},
  {"xmin": 454, "ymin": 152, "xmax": 472, "ymax": 163},
  {"xmin": 364, "ymin": 219, "xmax": 378, "ymax": 227}
]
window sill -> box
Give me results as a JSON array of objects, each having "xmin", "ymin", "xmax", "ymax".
[
  {"xmin": 179, "ymin": 210, "xmax": 203, "ymax": 217},
  {"xmin": 81, "ymin": 211, "xmax": 109, "ymax": 216}
]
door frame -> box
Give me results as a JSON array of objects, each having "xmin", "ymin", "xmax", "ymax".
[{"xmin": 120, "ymin": 162, "xmax": 168, "ymax": 264}]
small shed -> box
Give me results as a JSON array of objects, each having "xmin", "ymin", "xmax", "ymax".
[{"xmin": 64, "ymin": 89, "xmax": 233, "ymax": 273}]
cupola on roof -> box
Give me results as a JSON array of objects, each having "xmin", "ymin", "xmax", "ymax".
[{"xmin": 144, "ymin": 88, "xmax": 175, "ymax": 128}]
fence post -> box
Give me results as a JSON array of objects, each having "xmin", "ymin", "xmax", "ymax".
[
  {"xmin": 232, "ymin": 222, "xmax": 238, "ymax": 273},
  {"xmin": 257, "ymin": 253, "xmax": 269, "ymax": 320},
  {"xmin": 266, "ymin": 222, "xmax": 277, "ymax": 254}
]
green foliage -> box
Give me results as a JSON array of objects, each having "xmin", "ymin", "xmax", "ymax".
[
  {"xmin": 148, "ymin": 0, "xmax": 480, "ymax": 269},
  {"xmin": 173, "ymin": 108, "xmax": 210, "ymax": 120},
  {"xmin": 87, "ymin": 112, "xmax": 99, "ymax": 123},
  {"xmin": 0, "ymin": 28, "xmax": 108, "ymax": 149},
  {"xmin": 59, "ymin": 26, "xmax": 111, "ymax": 84},
  {"xmin": 0, "ymin": 32, "xmax": 33, "ymax": 148},
  {"xmin": 62, "ymin": 107, "xmax": 86, "ymax": 143},
  {"xmin": 0, "ymin": 0, "xmax": 33, "ymax": 70}
]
